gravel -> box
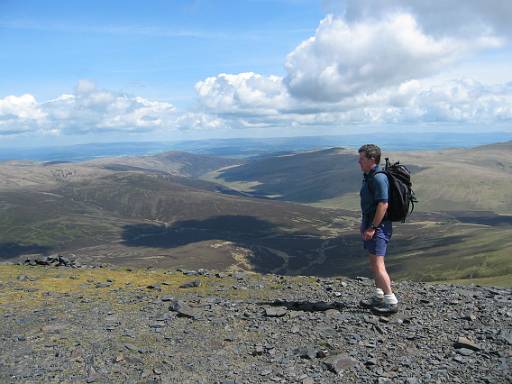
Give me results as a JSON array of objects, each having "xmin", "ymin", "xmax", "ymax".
[{"xmin": 1, "ymin": 266, "xmax": 511, "ymax": 383}]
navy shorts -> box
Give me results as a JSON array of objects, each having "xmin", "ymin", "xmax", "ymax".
[{"xmin": 361, "ymin": 222, "xmax": 392, "ymax": 256}]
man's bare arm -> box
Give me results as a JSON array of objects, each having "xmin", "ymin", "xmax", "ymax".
[
  {"xmin": 362, "ymin": 202, "xmax": 388, "ymax": 240},
  {"xmin": 372, "ymin": 202, "xmax": 389, "ymax": 227}
]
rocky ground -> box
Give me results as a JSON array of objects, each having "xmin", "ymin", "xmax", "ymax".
[{"xmin": 0, "ymin": 261, "xmax": 511, "ymax": 384}]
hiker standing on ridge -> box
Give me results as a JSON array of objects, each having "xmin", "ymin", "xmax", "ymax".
[{"xmin": 357, "ymin": 144, "xmax": 398, "ymax": 314}]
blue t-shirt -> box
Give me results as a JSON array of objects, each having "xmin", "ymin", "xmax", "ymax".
[{"xmin": 360, "ymin": 165, "xmax": 390, "ymax": 226}]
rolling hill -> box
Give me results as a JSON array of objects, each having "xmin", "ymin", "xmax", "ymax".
[
  {"xmin": 1, "ymin": 143, "xmax": 511, "ymax": 286},
  {"xmin": 84, "ymin": 151, "xmax": 242, "ymax": 178},
  {"xmin": 0, "ymin": 151, "xmax": 241, "ymax": 191},
  {"xmin": 203, "ymin": 141, "xmax": 512, "ymax": 214}
]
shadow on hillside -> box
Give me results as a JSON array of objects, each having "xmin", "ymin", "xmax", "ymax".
[
  {"xmin": 121, "ymin": 215, "xmax": 369, "ymax": 277},
  {"xmin": 450, "ymin": 211, "xmax": 512, "ymax": 226},
  {"xmin": 0, "ymin": 242, "xmax": 52, "ymax": 260},
  {"xmin": 215, "ymin": 153, "xmax": 361, "ymax": 203},
  {"xmin": 215, "ymin": 155, "xmax": 427, "ymax": 204},
  {"xmin": 122, "ymin": 216, "xmax": 277, "ymax": 248}
]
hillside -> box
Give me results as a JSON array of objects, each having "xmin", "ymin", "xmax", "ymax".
[
  {"xmin": 0, "ymin": 263, "xmax": 510, "ymax": 383},
  {"xmin": 202, "ymin": 148, "xmax": 359, "ymax": 203},
  {"xmin": 392, "ymin": 141, "xmax": 512, "ymax": 213},
  {"xmin": 203, "ymin": 142, "xmax": 512, "ymax": 213},
  {"xmin": 1, "ymin": 144, "xmax": 512, "ymax": 286},
  {"xmin": 198, "ymin": 143, "xmax": 512, "ymax": 286},
  {"xmin": 85, "ymin": 151, "xmax": 242, "ymax": 178},
  {"xmin": 0, "ymin": 168, "xmax": 363, "ymax": 276},
  {"xmin": 0, "ymin": 151, "xmax": 241, "ymax": 191}
]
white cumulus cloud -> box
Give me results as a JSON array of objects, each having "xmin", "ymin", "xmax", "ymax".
[
  {"xmin": 174, "ymin": 112, "xmax": 227, "ymax": 131},
  {"xmin": 0, "ymin": 81, "xmax": 182, "ymax": 137},
  {"xmin": 195, "ymin": 72, "xmax": 290, "ymax": 115},
  {"xmin": 3, "ymin": 3, "xmax": 511, "ymax": 138},
  {"xmin": 403, "ymin": 79, "xmax": 512, "ymax": 123},
  {"xmin": 284, "ymin": 13, "xmax": 501, "ymax": 102},
  {"xmin": 336, "ymin": 0, "xmax": 512, "ymax": 39},
  {"xmin": 44, "ymin": 81, "xmax": 176, "ymax": 134},
  {"xmin": 194, "ymin": 8, "xmax": 510, "ymax": 132},
  {"xmin": 0, "ymin": 94, "xmax": 47, "ymax": 135}
]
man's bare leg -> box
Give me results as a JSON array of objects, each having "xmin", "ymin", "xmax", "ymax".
[{"xmin": 368, "ymin": 253, "xmax": 392, "ymax": 295}]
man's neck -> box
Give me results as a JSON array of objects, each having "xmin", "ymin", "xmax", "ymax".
[{"xmin": 365, "ymin": 164, "xmax": 378, "ymax": 175}]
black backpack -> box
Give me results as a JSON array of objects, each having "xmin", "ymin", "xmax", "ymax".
[{"xmin": 371, "ymin": 158, "xmax": 417, "ymax": 222}]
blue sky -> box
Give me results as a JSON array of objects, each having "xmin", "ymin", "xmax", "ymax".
[
  {"xmin": 1, "ymin": 0, "xmax": 511, "ymax": 147},
  {"xmin": 0, "ymin": 1, "xmax": 320, "ymax": 103}
]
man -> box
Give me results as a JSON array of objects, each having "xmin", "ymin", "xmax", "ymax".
[{"xmin": 357, "ymin": 144, "xmax": 398, "ymax": 314}]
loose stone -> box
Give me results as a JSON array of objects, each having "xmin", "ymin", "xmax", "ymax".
[
  {"xmin": 454, "ymin": 336, "xmax": 481, "ymax": 351},
  {"xmin": 179, "ymin": 280, "xmax": 201, "ymax": 288},
  {"xmin": 265, "ymin": 307, "xmax": 288, "ymax": 317},
  {"xmin": 323, "ymin": 354, "xmax": 359, "ymax": 374}
]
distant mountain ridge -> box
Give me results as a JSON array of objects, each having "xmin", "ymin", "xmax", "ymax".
[
  {"xmin": 204, "ymin": 141, "xmax": 512, "ymax": 213},
  {"xmin": 86, "ymin": 151, "xmax": 242, "ymax": 178},
  {"xmin": 2, "ymin": 133, "xmax": 511, "ymax": 162},
  {"xmin": 0, "ymin": 151, "xmax": 241, "ymax": 190},
  {"xmin": 0, "ymin": 141, "xmax": 511, "ymax": 285}
]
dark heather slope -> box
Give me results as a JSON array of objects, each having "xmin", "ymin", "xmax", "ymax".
[
  {"xmin": 208, "ymin": 143, "xmax": 512, "ymax": 213},
  {"xmin": 0, "ymin": 263, "xmax": 510, "ymax": 384}
]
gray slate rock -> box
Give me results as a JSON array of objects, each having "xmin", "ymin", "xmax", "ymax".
[
  {"xmin": 456, "ymin": 348, "xmax": 474, "ymax": 356},
  {"xmin": 179, "ymin": 280, "xmax": 201, "ymax": 288},
  {"xmin": 124, "ymin": 344, "xmax": 138, "ymax": 352},
  {"xmin": 295, "ymin": 347, "xmax": 318, "ymax": 360},
  {"xmin": 498, "ymin": 329, "xmax": 512, "ymax": 345},
  {"xmin": 454, "ymin": 336, "xmax": 481, "ymax": 351},
  {"xmin": 23, "ymin": 254, "xmax": 80, "ymax": 268},
  {"xmin": 265, "ymin": 306, "xmax": 288, "ymax": 317},
  {"xmin": 323, "ymin": 354, "xmax": 359, "ymax": 374},
  {"xmin": 168, "ymin": 300, "xmax": 198, "ymax": 319},
  {"xmin": 252, "ymin": 344, "xmax": 264, "ymax": 356}
]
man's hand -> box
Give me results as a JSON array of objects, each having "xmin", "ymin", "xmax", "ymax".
[{"xmin": 362, "ymin": 228, "xmax": 376, "ymax": 241}]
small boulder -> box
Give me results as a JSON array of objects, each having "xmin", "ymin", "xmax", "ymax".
[
  {"xmin": 168, "ymin": 300, "xmax": 198, "ymax": 319},
  {"xmin": 179, "ymin": 280, "xmax": 201, "ymax": 288},
  {"xmin": 265, "ymin": 306, "xmax": 288, "ymax": 317},
  {"xmin": 454, "ymin": 336, "xmax": 481, "ymax": 351},
  {"xmin": 323, "ymin": 354, "xmax": 359, "ymax": 374},
  {"xmin": 456, "ymin": 348, "xmax": 474, "ymax": 356}
]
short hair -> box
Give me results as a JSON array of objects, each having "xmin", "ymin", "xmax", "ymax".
[{"xmin": 358, "ymin": 144, "xmax": 381, "ymax": 164}]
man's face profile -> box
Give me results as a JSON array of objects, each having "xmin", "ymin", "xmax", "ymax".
[{"xmin": 358, "ymin": 151, "xmax": 374, "ymax": 173}]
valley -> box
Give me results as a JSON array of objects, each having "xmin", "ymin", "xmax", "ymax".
[{"xmin": 1, "ymin": 142, "xmax": 511, "ymax": 286}]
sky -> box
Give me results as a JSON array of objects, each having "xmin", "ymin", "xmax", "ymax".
[{"xmin": 1, "ymin": 0, "xmax": 511, "ymax": 147}]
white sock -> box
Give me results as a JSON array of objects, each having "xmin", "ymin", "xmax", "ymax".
[
  {"xmin": 375, "ymin": 288, "xmax": 384, "ymax": 298},
  {"xmin": 384, "ymin": 293, "xmax": 398, "ymax": 305}
]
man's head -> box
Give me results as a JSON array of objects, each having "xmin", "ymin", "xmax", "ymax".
[{"xmin": 358, "ymin": 144, "xmax": 381, "ymax": 173}]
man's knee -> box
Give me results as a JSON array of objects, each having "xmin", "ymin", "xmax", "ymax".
[{"xmin": 368, "ymin": 254, "xmax": 386, "ymax": 272}]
